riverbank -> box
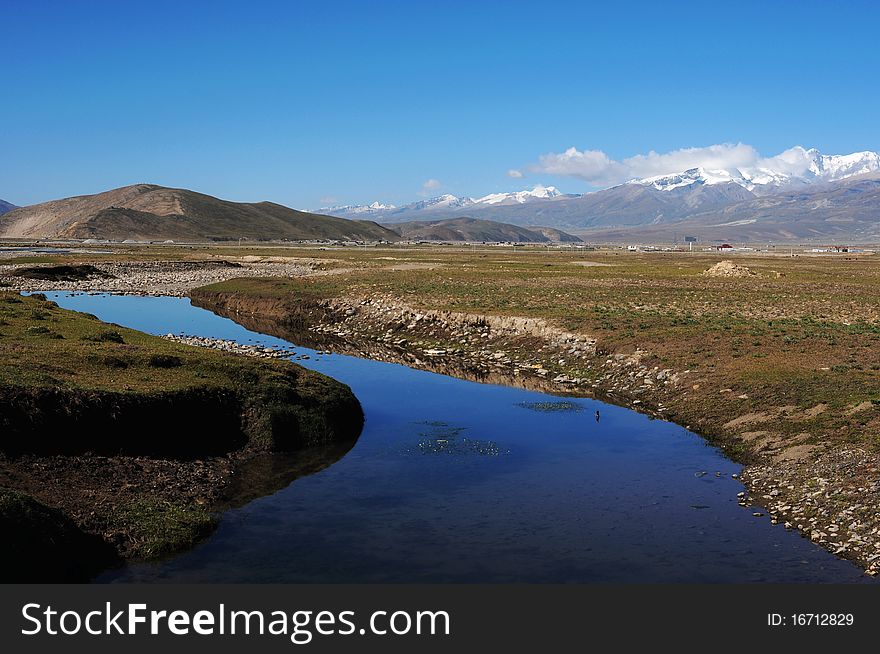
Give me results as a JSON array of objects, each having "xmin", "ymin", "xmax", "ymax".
[
  {"xmin": 0, "ymin": 292, "xmax": 363, "ymax": 581},
  {"xmin": 187, "ymin": 248, "xmax": 880, "ymax": 574},
  {"xmin": 0, "ymin": 259, "xmax": 317, "ymax": 296}
]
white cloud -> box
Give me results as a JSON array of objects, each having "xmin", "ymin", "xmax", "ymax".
[
  {"xmin": 527, "ymin": 142, "xmax": 800, "ymax": 187},
  {"xmin": 532, "ymin": 148, "xmax": 623, "ymax": 185},
  {"xmin": 418, "ymin": 178, "xmax": 442, "ymax": 197},
  {"xmin": 754, "ymin": 146, "xmax": 814, "ymax": 176},
  {"xmin": 507, "ymin": 169, "xmax": 524, "ymax": 178}
]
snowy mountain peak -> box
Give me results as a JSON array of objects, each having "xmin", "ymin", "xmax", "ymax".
[
  {"xmin": 810, "ymin": 149, "xmax": 880, "ymax": 180},
  {"xmin": 318, "ymin": 201, "xmax": 396, "ymax": 216},
  {"xmin": 636, "ymin": 147, "xmax": 880, "ymax": 194},
  {"xmin": 316, "ymin": 185, "xmax": 567, "ymax": 219},
  {"xmin": 475, "ymin": 185, "xmax": 563, "ymax": 205},
  {"xmin": 641, "ymin": 167, "xmax": 742, "ymax": 191},
  {"xmin": 407, "ymin": 194, "xmax": 475, "ymax": 211}
]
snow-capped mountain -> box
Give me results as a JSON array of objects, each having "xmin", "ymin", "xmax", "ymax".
[
  {"xmin": 804, "ymin": 148, "xmax": 880, "ymax": 180},
  {"xmin": 405, "ymin": 194, "xmax": 476, "ymax": 212},
  {"xmin": 321, "ymin": 148, "xmax": 880, "ymax": 221},
  {"xmin": 317, "ymin": 147, "xmax": 880, "ymax": 240},
  {"xmin": 636, "ymin": 147, "xmax": 880, "ymax": 195},
  {"xmin": 318, "ymin": 201, "xmax": 396, "ymax": 216},
  {"xmin": 321, "ymin": 186, "xmax": 567, "ymax": 219},
  {"xmin": 474, "ymin": 185, "xmax": 564, "ymax": 205}
]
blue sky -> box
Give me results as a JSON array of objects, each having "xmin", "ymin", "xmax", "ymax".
[{"xmin": 3, "ymin": 0, "xmax": 879, "ymax": 208}]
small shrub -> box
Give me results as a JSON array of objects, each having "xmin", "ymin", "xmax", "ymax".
[
  {"xmin": 101, "ymin": 355, "xmax": 129, "ymax": 369},
  {"xmin": 25, "ymin": 325, "xmax": 63, "ymax": 339},
  {"xmin": 111, "ymin": 500, "xmax": 214, "ymax": 559},
  {"xmin": 82, "ymin": 330, "xmax": 125, "ymax": 344},
  {"xmin": 148, "ymin": 354, "xmax": 183, "ymax": 368}
]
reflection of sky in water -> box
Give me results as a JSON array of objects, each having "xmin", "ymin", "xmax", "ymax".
[{"xmin": 45, "ymin": 292, "xmax": 873, "ymax": 583}]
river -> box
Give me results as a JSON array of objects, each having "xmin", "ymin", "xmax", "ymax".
[{"xmin": 47, "ymin": 292, "xmax": 870, "ymax": 582}]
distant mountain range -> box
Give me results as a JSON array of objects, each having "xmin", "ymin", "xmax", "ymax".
[
  {"xmin": 580, "ymin": 174, "xmax": 880, "ymax": 243},
  {"xmin": 0, "ymin": 185, "xmax": 399, "ymax": 242},
  {"xmin": 0, "ymin": 199, "xmax": 16, "ymax": 216},
  {"xmin": 320, "ymin": 148, "xmax": 880, "ymax": 242},
  {"xmin": 6, "ymin": 147, "xmax": 879, "ymax": 244},
  {"xmin": 386, "ymin": 217, "xmax": 581, "ymax": 243},
  {"xmin": 322, "ymin": 185, "xmax": 569, "ymax": 221}
]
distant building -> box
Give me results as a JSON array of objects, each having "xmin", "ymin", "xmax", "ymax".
[{"xmin": 810, "ymin": 245, "xmax": 849, "ymax": 253}]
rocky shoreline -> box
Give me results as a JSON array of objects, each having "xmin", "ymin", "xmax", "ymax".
[
  {"xmin": 190, "ymin": 289, "xmax": 686, "ymax": 416},
  {"xmin": 0, "ymin": 259, "xmax": 316, "ymax": 296},
  {"xmin": 162, "ymin": 334, "xmax": 302, "ymax": 359}
]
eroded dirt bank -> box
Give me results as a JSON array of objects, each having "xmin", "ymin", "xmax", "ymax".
[
  {"xmin": 190, "ymin": 286, "xmax": 880, "ymax": 576},
  {"xmin": 0, "ymin": 293, "xmax": 364, "ymax": 581},
  {"xmin": 1, "ymin": 384, "xmax": 362, "ymax": 580}
]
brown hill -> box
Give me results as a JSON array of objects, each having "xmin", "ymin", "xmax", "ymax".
[{"xmin": 0, "ymin": 184, "xmax": 399, "ymax": 242}]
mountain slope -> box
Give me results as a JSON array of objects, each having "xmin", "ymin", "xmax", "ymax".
[
  {"xmin": 523, "ymin": 226, "xmax": 583, "ymax": 242},
  {"xmin": 385, "ymin": 217, "xmax": 581, "ymax": 243},
  {"xmin": 409, "ymin": 181, "xmax": 756, "ymax": 230},
  {"xmin": 0, "ymin": 199, "xmax": 16, "ymax": 216},
  {"xmin": 0, "ymin": 185, "xmax": 399, "ymax": 241},
  {"xmin": 577, "ymin": 175, "xmax": 880, "ymax": 242},
  {"xmin": 321, "ymin": 181, "xmax": 769, "ymax": 230}
]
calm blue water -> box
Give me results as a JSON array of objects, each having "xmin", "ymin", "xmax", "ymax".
[{"xmin": 46, "ymin": 292, "xmax": 870, "ymax": 583}]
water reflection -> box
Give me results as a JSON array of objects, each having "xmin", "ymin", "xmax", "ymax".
[{"xmin": 44, "ymin": 293, "xmax": 874, "ymax": 583}]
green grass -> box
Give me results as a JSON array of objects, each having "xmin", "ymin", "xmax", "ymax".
[
  {"xmin": 0, "ymin": 292, "xmax": 298, "ymax": 394},
  {"xmin": 0, "ymin": 291, "xmax": 362, "ymax": 456},
  {"xmin": 109, "ymin": 499, "xmax": 215, "ymax": 560}
]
